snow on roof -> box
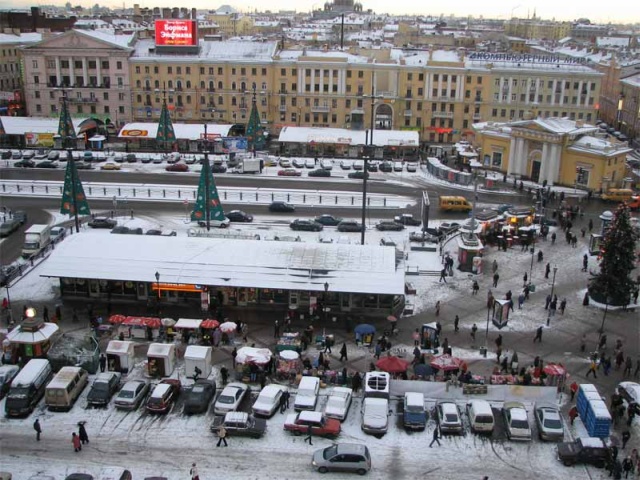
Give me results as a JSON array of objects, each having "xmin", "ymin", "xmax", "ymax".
[
  {"xmin": 12, "ymin": 359, "xmax": 50, "ymax": 387},
  {"xmin": 0, "ymin": 32, "xmax": 43, "ymax": 44},
  {"xmin": 509, "ymin": 407, "xmax": 528, "ymax": 421},
  {"xmin": 528, "ymin": 117, "xmax": 597, "ymax": 135},
  {"xmin": 405, "ymin": 392, "xmax": 424, "ymax": 407},
  {"xmin": 118, "ymin": 122, "xmax": 233, "ymax": 140},
  {"xmin": 151, "ymin": 383, "xmax": 171, "ymax": 398},
  {"xmin": 147, "ymin": 343, "xmax": 175, "ymax": 358},
  {"xmin": 596, "ymin": 37, "xmax": 630, "ymax": 47},
  {"xmin": 299, "ymin": 411, "xmax": 323, "ymax": 423},
  {"xmin": 106, "ymin": 340, "xmax": 134, "ymax": 355},
  {"xmin": 278, "ymin": 49, "xmax": 369, "ymax": 64},
  {"xmin": 184, "ymin": 345, "xmax": 211, "ymax": 360},
  {"xmin": 622, "ymin": 72, "xmax": 640, "ymax": 88},
  {"xmin": 175, "ymin": 319, "xmax": 203, "ymax": 330},
  {"xmin": 40, "ymin": 233, "xmax": 405, "ymax": 295},
  {"xmin": 132, "ymin": 38, "xmax": 278, "ymax": 62},
  {"xmin": 75, "ymin": 29, "xmax": 136, "ymax": 49},
  {"xmin": 259, "ymin": 384, "xmax": 284, "ymax": 398},
  {"xmin": 0, "ymin": 116, "xmax": 88, "ymax": 136},
  {"xmin": 278, "ymin": 126, "xmax": 418, "ymax": 147},
  {"xmin": 568, "ymin": 136, "xmax": 632, "ymax": 157}
]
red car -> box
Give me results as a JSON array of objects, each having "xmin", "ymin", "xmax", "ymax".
[
  {"xmin": 278, "ymin": 168, "xmax": 302, "ymax": 177},
  {"xmin": 283, "ymin": 411, "xmax": 341, "ymax": 437},
  {"xmin": 166, "ymin": 163, "xmax": 189, "ymax": 172},
  {"xmin": 146, "ymin": 379, "xmax": 181, "ymax": 414}
]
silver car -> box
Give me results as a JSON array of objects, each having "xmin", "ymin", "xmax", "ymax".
[
  {"xmin": 114, "ymin": 380, "xmax": 149, "ymax": 410},
  {"xmin": 534, "ymin": 403, "xmax": 564, "ymax": 441},
  {"xmin": 312, "ymin": 443, "xmax": 371, "ymax": 475}
]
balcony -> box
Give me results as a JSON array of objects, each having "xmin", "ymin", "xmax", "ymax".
[
  {"xmin": 432, "ymin": 111, "xmax": 454, "ymax": 119},
  {"xmin": 279, "ymin": 105, "xmax": 287, "ymax": 112},
  {"xmin": 437, "ymin": 96, "xmax": 450, "ymax": 101},
  {"xmin": 474, "ymin": 97, "xmax": 483, "ymax": 103},
  {"xmin": 403, "ymin": 110, "xmax": 412, "ymax": 117},
  {"xmin": 473, "ymin": 113, "xmax": 482, "ymax": 120},
  {"xmin": 311, "ymin": 105, "xmax": 330, "ymax": 113},
  {"xmin": 63, "ymin": 97, "xmax": 98, "ymax": 104},
  {"xmin": 377, "ymin": 91, "xmax": 395, "ymax": 97}
]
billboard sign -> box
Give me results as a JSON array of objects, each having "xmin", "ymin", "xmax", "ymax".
[{"xmin": 155, "ymin": 19, "xmax": 197, "ymax": 47}]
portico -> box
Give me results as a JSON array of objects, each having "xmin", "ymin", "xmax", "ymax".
[{"xmin": 507, "ymin": 129, "xmax": 563, "ymax": 184}]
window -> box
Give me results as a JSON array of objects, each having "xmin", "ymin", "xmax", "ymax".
[
  {"xmin": 407, "ymin": 73, "xmax": 413, "ymax": 81},
  {"xmin": 465, "ymin": 90, "xmax": 471, "ymax": 99},
  {"xmin": 419, "ymin": 73, "xmax": 424, "ymax": 81},
  {"xmin": 433, "ymin": 74, "xmax": 439, "ymax": 81},
  {"xmin": 492, "ymin": 152, "xmax": 502, "ymax": 167},
  {"xmin": 346, "ymin": 71, "xmax": 352, "ymax": 78},
  {"xmin": 167, "ymin": 66, "xmax": 172, "ymax": 74},
  {"xmin": 154, "ymin": 66, "xmax": 159, "ymax": 74},
  {"xmin": 443, "ymin": 75, "xmax": 448, "ymax": 82},
  {"xmin": 358, "ymin": 71, "xmax": 363, "ymax": 78},
  {"xmin": 34, "ymin": 91, "xmax": 40, "ymax": 99},
  {"xmin": 35, "ymin": 104, "xmax": 41, "ymax": 113},
  {"xmin": 135, "ymin": 66, "xmax": 140, "ymax": 74},
  {"xmin": 500, "ymin": 109, "xmax": 506, "ymax": 117},
  {"xmin": 418, "ymin": 88, "xmax": 423, "ymax": 96},
  {"xmin": 281, "ymin": 68, "xmax": 286, "ymax": 76},
  {"xmin": 119, "ymin": 106, "xmax": 124, "ymax": 114},
  {"xmin": 231, "ymin": 68, "xmax": 236, "ymax": 75},
  {"xmin": 33, "ymin": 76, "xmax": 39, "ymax": 84},
  {"xmin": 117, "ymin": 61, "xmax": 122, "ymax": 70},
  {"xmin": 432, "ymin": 89, "xmax": 437, "ymax": 97},
  {"xmin": 218, "ymin": 67, "xmax": 223, "ymax": 75},
  {"xmin": 104, "ymin": 92, "xmax": 109, "ymax": 100},
  {"xmin": 262, "ymin": 68, "xmax": 267, "ymax": 76},
  {"xmin": 186, "ymin": 67, "xmax": 191, "ymax": 74}
]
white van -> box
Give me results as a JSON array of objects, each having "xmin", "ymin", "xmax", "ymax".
[
  {"xmin": 294, "ymin": 376, "xmax": 320, "ymax": 411},
  {"xmin": 4, "ymin": 359, "xmax": 53, "ymax": 417},
  {"xmin": 466, "ymin": 399, "xmax": 495, "ymax": 434},
  {"xmin": 45, "ymin": 366, "xmax": 89, "ymax": 411}
]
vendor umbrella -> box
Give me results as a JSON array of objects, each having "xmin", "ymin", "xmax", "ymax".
[
  {"xmin": 161, "ymin": 318, "xmax": 176, "ymax": 327},
  {"xmin": 201, "ymin": 319, "xmax": 220, "ymax": 329},
  {"xmin": 430, "ymin": 354, "xmax": 463, "ymax": 372},
  {"xmin": 354, "ymin": 324, "xmax": 376, "ymax": 335},
  {"xmin": 387, "ymin": 315, "xmax": 398, "ymax": 323},
  {"xmin": 108, "ymin": 314, "xmax": 126, "ymax": 325},
  {"xmin": 219, "ymin": 321, "xmax": 237, "ymax": 333},
  {"xmin": 413, "ymin": 363, "xmax": 433, "ymax": 378},
  {"xmin": 376, "ymin": 356, "xmax": 409, "ymax": 373},
  {"xmin": 543, "ymin": 363, "xmax": 566, "ymax": 376},
  {"xmin": 279, "ymin": 350, "xmax": 300, "ymax": 360}
]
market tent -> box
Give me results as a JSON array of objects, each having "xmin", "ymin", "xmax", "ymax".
[
  {"xmin": 108, "ymin": 314, "xmax": 126, "ymax": 325},
  {"xmin": 219, "ymin": 321, "xmax": 237, "ymax": 333},
  {"xmin": 123, "ymin": 316, "xmax": 161, "ymax": 329},
  {"xmin": 175, "ymin": 318, "xmax": 203, "ymax": 330},
  {"xmin": 376, "ymin": 356, "xmax": 409, "ymax": 373},
  {"xmin": 430, "ymin": 354, "xmax": 463, "ymax": 372},
  {"xmin": 354, "ymin": 324, "xmax": 376, "ymax": 335},
  {"xmin": 236, "ymin": 347, "xmax": 271, "ymax": 365},
  {"xmin": 7, "ymin": 322, "xmax": 59, "ymax": 344}
]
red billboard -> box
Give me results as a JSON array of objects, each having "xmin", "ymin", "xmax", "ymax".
[{"xmin": 155, "ymin": 19, "xmax": 197, "ymax": 47}]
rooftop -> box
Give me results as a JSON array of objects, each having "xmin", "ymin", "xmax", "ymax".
[{"xmin": 132, "ymin": 38, "xmax": 278, "ymax": 62}]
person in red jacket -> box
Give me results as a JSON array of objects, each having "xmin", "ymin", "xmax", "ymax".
[
  {"xmin": 569, "ymin": 406, "xmax": 578, "ymax": 426},
  {"xmin": 72, "ymin": 432, "xmax": 82, "ymax": 452},
  {"xmin": 569, "ymin": 381, "xmax": 579, "ymax": 401}
]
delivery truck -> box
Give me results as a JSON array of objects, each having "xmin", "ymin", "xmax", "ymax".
[{"xmin": 22, "ymin": 224, "xmax": 51, "ymax": 258}]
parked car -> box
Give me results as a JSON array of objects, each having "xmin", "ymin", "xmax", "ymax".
[
  {"xmin": 617, "ymin": 382, "xmax": 640, "ymax": 407},
  {"xmin": 114, "ymin": 380, "xmax": 150, "ymax": 410},
  {"xmin": 375, "ymin": 221, "xmax": 404, "ymax": 231},
  {"xmin": 268, "ymin": 201, "xmax": 295, "ymax": 213},
  {"xmin": 435, "ymin": 401, "xmax": 463, "ymax": 434},
  {"xmin": 183, "ymin": 380, "xmax": 216, "ymax": 415},
  {"xmin": 11, "ymin": 150, "xmax": 22, "ymax": 159},
  {"xmin": 392, "ymin": 162, "xmax": 403, "ymax": 172},
  {"xmin": 226, "ymin": 210, "xmax": 253, "ymax": 223},
  {"xmin": 88, "ymin": 217, "xmax": 117, "ymax": 229},
  {"xmin": 324, "ymin": 387, "xmax": 353, "ymax": 421},
  {"xmin": 35, "ymin": 160, "xmax": 58, "ymax": 169},
  {"xmin": 14, "ymin": 159, "xmax": 35, "ymax": 168},
  {"xmin": 279, "ymin": 158, "xmax": 292, "ymax": 168},
  {"xmin": 308, "ymin": 168, "xmax": 331, "ymax": 177},
  {"xmin": 125, "ymin": 154, "xmax": 137, "ymax": 163},
  {"xmin": 145, "ymin": 229, "xmax": 177, "ymax": 236},
  {"xmin": 406, "ymin": 162, "xmax": 418, "ymax": 172},
  {"xmin": 557, "ymin": 437, "xmax": 611, "ymax": 468},
  {"xmin": 379, "ymin": 161, "xmax": 393, "ymax": 172},
  {"xmin": 211, "ymin": 164, "xmax": 227, "ymax": 173},
  {"xmin": 409, "ymin": 231, "xmax": 439, "ymax": 243},
  {"xmin": 140, "ymin": 156, "xmax": 152, "ymax": 164},
  {"xmin": 111, "ymin": 226, "xmax": 131, "ymax": 234},
  {"xmin": 278, "ymin": 168, "xmax": 302, "ymax": 177},
  {"xmin": 113, "ymin": 154, "xmax": 126, "ymax": 163},
  {"xmin": 213, "ymin": 382, "xmax": 249, "ymax": 415},
  {"xmin": 146, "ymin": 379, "xmax": 181, "ymax": 414},
  {"xmin": 466, "ymin": 399, "xmax": 495, "ymax": 434},
  {"xmin": 210, "ymin": 412, "xmax": 266, "ymax": 438},
  {"xmin": 438, "ymin": 222, "xmax": 461, "ymax": 235},
  {"xmin": 403, "ymin": 392, "xmax": 427, "ymax": 431},
  {"xmin": 348, "ymin": 171, "xmax": 369, "ymax": 180},
  {"xmin": 152, "ymin": 156, "xmax": 163, "ymax": 164},
  {"xmin": 22, "ymin": 150, "xmax": 35, "ymax": 159},
  {"xmin": 0, "ymin": 365, "xmax": 20, "ymax": 400},
  {"xmin": 314, "ymin": 214, "xmax": 343, "ymax": 226},
  {"xmin": 100, "ymin": 162, "xmax": 121, "ymax": 171},
  {"xmin": 361, "ymin": 397, "xmax": 390, "ymax": 435},
  {"xmin": 86, "ymin": 372, "xmax": 122, "ymax": 407},
  {"xmin": 284, "ymin": 411, "xmax": 341, "ymax": 437},
  {"xmin": 394, "ymin": 214, "xmax": 421, "ymax": 226},
  {"xmin": 304, "ymin": 158, "xmax": 315, "ymax": 169},
  {"xmin": 165, "ymin": 163, "xmax": 189, "ymax": 172},
  {"xmin": 493, "ymin": 204, "xmax": 514, "ymax": 214},
  {"xmin": 503, "ymin": 401, "xmax": 532, "ymax": 441},
  {"xmin": 311, "ymin": 443, "xmax": 371, "ymax": 475},
  {"xmin": 1, "ymin": 150, "xmax": 12, "ymax": 159},
  {"xmin": 337, "ymin": 221, "xmax": 364, "ymax": 232},
  {"xmin": 34, "ymin": 150, "xmax": 48, "ymax": 160},
  {"xmin": 534, "ymin": 403, "xmax": 564, "ymax": 441},
  {"xmin": 320, "ymin": 159, "xmax": 333, "ymax": 170},
  {"xmin": 197, "ymin": 217, "xmax": 231, "ymax": 229},
  {"xmin": 294, "ymin": 377, "xmax": 320, "ymax": 411},
  {"xmin": 339, "ymin": 160, "xmax": 352, "ymax": 170},
  {"xmin": 75, "ymin": 162, "xmax": 94, "ymax": 170},
  {"xmin": 290, "ymin": 219, "xmax": 323, "ymax": 232},
  {"xmin": 352, "ymin": 160, "xmax": 364, "ymax": 171},
  {"xmin": 367, "ymin": 161, "xmax": 379, "ymax": 172},
  {"xmin": 288, "ymin": 158, "xmax": 303, "ymax": 168},
  {"xmin": 252, "ymin": 384, "xmax": 286, "ymax": 418}
]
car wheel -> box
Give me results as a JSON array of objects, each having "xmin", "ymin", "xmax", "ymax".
[
  {"xmin": 563, "ymin": 460, "xmax": 573, "ymax": 467},
  {"xmin": 318, "ymin": 467, "xmax": 328, "ymax": 474},
  {"xmin": 221, "ymin": 223, "xmax": 229, "ymax": 229},
  {"xmin": 357, "ymin": 469, "xmax": 367, "ymax": 476},
  {"xmin": 293, "ymin": 430, "xmax": 301, "ymax": 436}
]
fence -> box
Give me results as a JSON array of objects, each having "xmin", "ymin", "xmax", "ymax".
[{"xmin": 426, "ymin": 157, "xmax": 473, "ymax": 186}]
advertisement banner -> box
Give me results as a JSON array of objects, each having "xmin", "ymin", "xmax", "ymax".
[
  {"xmin": 25, "ymin": 132, "xmax": 55, "ymax": 147},
  {"xmin": 155, "ymin": 20, "xmax": 197, "ymax": 47}
]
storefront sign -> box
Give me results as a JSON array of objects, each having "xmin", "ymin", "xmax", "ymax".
[
  {"xmin": 152, "ymin": 283, "xmax": 203, "ymax": 292},
  {"xmin": 468, "ymin": 52, "xmax": 588, "ymax": 65},
  {"xmin": 120, "ymin": 129, "xmax": 149, "ymax": 137},
  {"xmin": 155, "ymin": 19, "xmax": 197, "ymax": 47},
  {"xmin": 24, "ymin": 132, "xmax": 54, "ymax": 147}
]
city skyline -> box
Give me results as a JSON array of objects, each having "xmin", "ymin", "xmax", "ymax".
[{"xmin": 1, "ymin": 0, "xmax": 639, "ymax": 24}]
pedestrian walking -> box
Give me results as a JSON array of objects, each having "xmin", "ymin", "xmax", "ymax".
[
  {"xmin": 588, "ymin": 219, "xmax": 593, "ymax": 232},
  {"xmin": 580, "ymin": 335, "xmax": 587, "ymax": 353},
  {"xmin": 549, "ymin": 299, "xmax": 557, "ymax": 317},
  {"xmin": 545, "ymin": 263, "xmax": 551, "ymax": 279},
  {"xmin": 412, "ymin": 328, "xmax": 420, "ymax": 346},
  {"xmin": 471, "ymin": 323, "xmax": 478, "ymax": 342},
  {"xmin": 374, "ymin": 343, "xmax": 382, "ymax": 360},
  {"xmin": 323, "ymin": 336, "xmax": 332, "ymax": 354},
  {"xmin": 622, "ymin": 430, "xmax": 631, "ymax": 449},
  {"xmin": 472, "ymin": 280, "xmax": 479, "ymax": 295},
  {"xmin": 586, "ymin": 358, "xmax": 598, "ymax": 378},
  {"xmin": 570, "ymin": 381, "xmax": 578, "ymax": 401},
  {"xmin": 523, "ymin": 272, "xmax": 528, "ymax": 285},
  {"xmin": 220, "ymin": 366, "xmax": 228, "ymax": 385},
  {"xmin": 304, "ymin": 424, "xmax": 313, "ymax": 445},
  {"xmin": 33, "ymin": 418, "xmax": 41, "ymax": 441},
  {"xmin": 582, "ymin": 254, "xmax": 588, "ymax": 272},
  {"xmin": 72, "ymin": 432, "xmax": 82, "ymax": 452},
  {"xmin": 569, "ymin": 405, "xmax": 578, "ymax": 425},
  {"xmin": 518, "ymin": 293, "xmax": 525, "ymax": 309},
  {"xmin": 429, "ymin": 427, "xmax": 441, "ymax": 447},
  {"xmin": 190, "ymin": 463, "xmax": 200, "ymax": 480},
  {"xmin": 559, "ymin": 298, "xmax": 567, "ymax": 315},
  {"xmin": 533, "ymin": 326, "xmax": 543, "ymax": 343},
  {"xmin": 496, "ymin": 347, "xmax": 502, "ymax": 364},
  {"xmin": 42, "ymin": 306, "xmax": 48, "ymax": 322},
  {"xmin": 627, "ymin": 403, "xmax": 636, "ymax": 426},
  {"xmin": 551, "ymin": 232, "xmax": 556, "ymax": 244},
  {"xmin": 622, "ymin": 457, "xmax": 633, "ymax": 478},
  {"xmin": 492, "ymin": 259, "xmax": 498, "ymax": 274},
  {"xmin": 351, "ymin": 372, "xmax": 362, "ymax": 394},
  {"xmin": 454, "ymin": 315, "xmax": 459, "ymax": 333},
  {"xmin": 99, "ymin": 354, "xmax": 106, "ymax": 373},
  {"xmin": 339, "ymin": 343, "xmax": 348, "ymax": 362},
  {"xmin": 283, "ymin": 389, "xmax": 290, "ymax": 409},
  {"xmin": 492, "ymin": 273, "xmax": 499, "ymax": 288},
  {"xmin": 231, "ymin": 347, "xmax": 237, "ymax": 368},
  {"xmin": 435, "ymin": 301, "xmax": 440, "ymax": 317},
  {"xmin": 274, "ymin": 319, "xmax": 280, "ymax": 338},
  {"xmin": 78, "ymin": 422, "xmax": 89, "ymax": 444},
  {"xmin": 439, "ymin": 268, "xmax": 447, "ymax": 283},
  {"xmin": 624, "ymin": 357, "xmax": 633, "ymax": 377},
  {"xmin": 216, "ymin": 426, "xmax": 228, "ymax": 447}
]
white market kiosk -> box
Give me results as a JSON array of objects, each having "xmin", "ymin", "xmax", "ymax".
[
  {"xmin": 184, "ymin": 345, "xmax": 212, "ymax": 379},
  {"xmin": 147, "ymin": 343, "xmax": 176, "ymax": 377},
  {"xmin": 175, "ymin": 318, "xmax": 203, "ymax": 342},
  {"xmin": 106, "ymin": 340, "xmax": 135, "ymax": 374}
]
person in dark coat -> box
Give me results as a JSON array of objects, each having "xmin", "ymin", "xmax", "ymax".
[
  {"xmin": 534, "ymin": 326, "xmax": 543, "ymax": 343},
  {"xmin": 304, "ymin": 424, "xmax": 313, "ymax": 445},
  {"xmin": 622, "ymin": 430, "xmax": 631, "ymax": 449},
  {"xmin": 33, "ymin": 418, "xmax": 42, "ymax": 441},
  {"xmin": 283, "ymin": 390, "xmax": 290, "ymax": 409},
  {"xmin": 429, "ymin": 427, "xmax": 441, "ymax": 447},
  {"xmin": 622, "ymin": 457, "xmax": 633, "ymax": 478},
  {"xmin": 42, "ymin": 306, "xmax": 49, "ymax": 322},
  {"xmin": 78, "ymin": 422, "xmax": 89, "ymax": 444},
  {"xmin": 99, "ymin": 354, "xmax": 107, "ymax": 373},
  {"xmin": 231, "ymin": 347, "xmax": 237, "ymax": 368},
  {"xmin": 351, "ymin": 372, "xmax": 362, "ymax": 393},
  {"xmin": 339, "ymin": 343, "xmax": 348, "ymax": 362}
]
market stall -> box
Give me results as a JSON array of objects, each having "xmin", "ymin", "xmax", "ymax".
[
  {"xmin": 430, "ymin": 354, "xmax": 463, "ymax": 379},
  {"xmin": 147, "ymin": 342, "xmax": 176, "ymax": 377},
  {"xmin": 106, "ymin": 340, "xmax": 135, "ymax": 374},
  {"xmin": 276, "ymin": 349, "xmax": 302, "ymax": 382},
  {"xmin": 175, "ymin": 318, "xmax": 203, "ymax": 344},
  {"xmin": 117, "ymin": 316, "xmax": 161, "ymax": 340},
  {"xmin": 543, "ymin": 363, "xmax": 567, "ymax": 388},
  {"xmin": 354, "ymin": 324, "xmax": 376, "ymax": 347},
  {"xmin": 219, "ymin": 321, "xmax": 238, "ymax": 344},
  {"xmin": 5, "ymin": 318, "xmax": 60, "ymax": 362},
  {"xmin": 276, "ymin": 332, "xmax": 302, "ymax": 353},
  {"xmin": 376, "ymin": 356, "xmax": 409, "ymax": 374},
  {"xmin": 235, "ymin": 346, "xmax": 272, "ymax": 382},
  {"xmin": 184, "ymin": 345, "xmax": 212, "ymax": 379}
]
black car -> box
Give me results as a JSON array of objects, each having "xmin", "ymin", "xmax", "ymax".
[
  {"xmin": 348, "ymin": 171, "xmax": 369, "ymax": 180},
  {"xmin": 290, "ymin": 219, "xmax": 323, "ymax": 232},
  {"xmin": 14, "ymin": 159, "xmax": 35, "ymax": 168},
  {"xmin": 35, "ymin": 160, "xmax": 58, "ymax": 169},
  {"xmin": 308, "ymin": 169, "xmax": 331, "ymax": 177},
  {"xmin": 376, "ymin": 221, "xmax": 404, "ymax": 231},
  {"xmin": 184, "ymin": 380, "xmax": 216, "ymax": 414},
  {"xmin": 337, "ymin": 221, "xmax": 364, "ymax": 232},
  {"xmin": 87, "ymin": 372, "xmax": 121, "ymax": 407},
  {"xmin": 367, "ymin": 162, "xmax": 379, "ymax": 172},
  {"xmin": 314, "ymin": 214, "xmax": 343, "ymax": 226},
  {"xmin": 88, "ymin": 217, "xmax": 117, "ymax": 229},
  {"xmin": 111, "ymin": 226, "xmax": 131, "ymax": 234},
  {"xmin": 1, "ymin": 151, "xmax": 12, "ymax": 159},
  {"xmin": 126, "ymin": 154, "xmax": 137, "ymax": 163},
  {"xmin": 75, "ymin": 162, "xmax": 94, "ymax": 170},
  {"xmin": 394, "ymin": 214, "xmax": 421, "ymax": 226},
  {"xmin": 226, "ymin": 210, "xmax": 254, "ymax": 222},
  {"xmin": 379, "ymin": 161, "xmax": 393, "ymax": 172},
  {"xmin": 557, "ymin": 437, "xmax": 611, "ymax": 468},
  {"xmin": 409, "ymin": 231, "xmax": 439, "ymax": 243},
  {"xmin": 212, "ymin": 164, "xmax": 227, "ymax": 173},
  {"xmin": 0, "ymin": 265, "xmax": 21, "ymax": 287},
  {"xmin": 269, "ymin": 201, "xmax": 295, "ymax": 213}
]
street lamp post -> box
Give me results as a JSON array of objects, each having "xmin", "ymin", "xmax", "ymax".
[
  {"xmin": 546, "ymin": 266, "xmax": 557, "ymax": 326},
  {"xmin": 323, "ymin": 282, "xmax": 329, "ymax": 323},
  {"xmin": 361, "ymin": 84, "xmax": 384, "ymax": 245},
  {"xmin": 598, "ymin": 295, "xmax": 612, "ymax": 339},
  {"xmin": 155, "ymin": 271, "xmax": 161, "ymax": 316}
]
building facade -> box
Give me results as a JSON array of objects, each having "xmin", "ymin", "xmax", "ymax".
[
  {"xmin": 473, "ymin": 117, "xmax": 631, "ymax": 190},
  {"xmin": 20, "ymin": 29, "xmax": 135, "ymax": 126}
]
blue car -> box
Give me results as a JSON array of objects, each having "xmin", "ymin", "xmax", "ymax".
[{"xmin": 403, "ymin": 392, "xmax": 427, "ymax": 431}]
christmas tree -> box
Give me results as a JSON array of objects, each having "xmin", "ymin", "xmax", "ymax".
[{"xmin": 589, "ymin": 203, "xmax": 639, "ymax": 305}]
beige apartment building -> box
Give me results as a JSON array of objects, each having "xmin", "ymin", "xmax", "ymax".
[{"xmin": 20, "ymin": 29, "xmax": 136, "ymax": 127}]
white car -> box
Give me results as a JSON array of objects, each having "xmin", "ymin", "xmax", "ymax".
[
  {"xmin": 503, "ymin": 401, "xmax": 532, "ymax": 441},
  {"xmin": 114, "ymin": 380, "xmax": 149, "ymax": 410},
  {"xmin": 304, "ymin": 158, "xmax": 315, "ymax": 169},
  {"xmin": 279, "ymin": 158, "xmax": 292, "ymax": 168},
  {"xmin": 252, "ymin": 384, "xmax": 286, "ymax": 417},
  {"xmin": 393, "ymin": 161, "xmax": 403, "ymax": 172},
  {"xmin": 618, "ymin": 382, "xmax": 640, "ymax": 405},
  {"xmin": 435, "ymin": 401, "xmax": 463, "ymax": 434},
  {"xmin": 294, "ymin": 376, "xmax": 320, "ymax": 411},
  {"xmin": 214, "ymin": 382, "xmax": 249, "ymax": 415},
  {"xmin": 320, "ymin": 159, "xmax": 333, "ymax": 171},
  {"xmin": 324, "ymin": 386, "xmax": 353, "ymax": 421},
  {"xmin": 361, "ymin": 397, "xmax": 389, "ymax": 435}
]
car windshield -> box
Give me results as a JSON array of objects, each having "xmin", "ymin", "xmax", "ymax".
[
  {"xmin": 192, "ymin": 385, "xmax": 205, "ymax": 393},
  {"xmin": 323, "ymin": 445, "xmax": 338, "ymax": 460},
  {"xmin": 544, "ymin": 418, "xmax": 562, "ymax": 429},
  {"xmin": 92, "ymin": 382, "xmax": 109, "ymax": 392},
  {"xmin": 511, "ymin": 419, "xmax": 529, "ymax": 429},
  {"xmin": 119, "ymin": 390, "xmax": 134, "ymax": 399},
  {"xmin": 218, "ymin": 394, "xmax": 235, "ymax": 404},
  {"xmin": 406, "ymin": 405, "xmax": 424, "ymax": 413},
  {"xmin": 444, "ymin": 413, "xmax": 459, "ymax": 422},
  {"xmin": 326, "ymin": 397, "xmax": 344, "ymax": 409}
]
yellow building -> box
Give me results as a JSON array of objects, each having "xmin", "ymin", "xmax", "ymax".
[
  {"xmin": 206, "ymin": 13, "xmax": 254, "ymax": 37},
  {"xmin": 504, "ymin": 19, "xmax": 571, "ymax": 41},
  {"xmin": 473, "ymin": 117, "xmax": 632, "ymax": 191}
]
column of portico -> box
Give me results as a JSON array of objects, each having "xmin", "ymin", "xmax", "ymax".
[
  {"xmin": 540, "ymin": 143, "xmax": 549, "ymax": 182},
  {"xmin": 507, "ymin": 137, "xmax": 517, "ymax": 174},
  {"xmin": 548, "ymin": 143, "xmax": 562, "ymax": 185},
  {"xmin": 68, "ymin": 57, "xmax": 73, "ymax": 85},
  {"xmin": 82, "ymin": 58, "xmax": 88, "ymax": 86},
  {"xmin": 96, "ymin": 57, "xmax": 102, "ymax": 85},
  {"xmin": 55, "ymin": 57, "xmax": 62, "ymax": 85},
  {"xmin": 516, "ymin": 137, "xmax": 526, "ymax": 175}
]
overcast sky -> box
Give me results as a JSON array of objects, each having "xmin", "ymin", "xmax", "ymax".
[{"xmin": 4, "ymin": 0, "xmax": 638, "ymax": 24}]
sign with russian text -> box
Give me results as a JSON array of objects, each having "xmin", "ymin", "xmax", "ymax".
[{"xmin": 155, "ymin": 19, "xmax": 197, "ymax": 47}]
